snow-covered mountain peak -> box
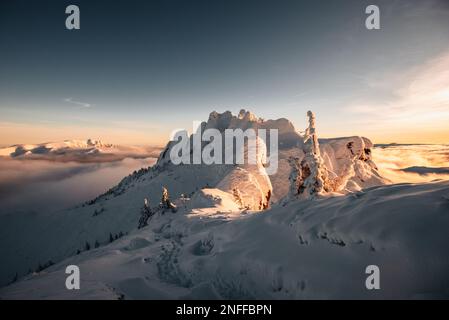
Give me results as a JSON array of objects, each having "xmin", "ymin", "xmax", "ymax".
[
  {"xmin": 205, "ymin": 109, "xmax": 261, "ymax": 131},
  {"xmin": 237, "ymin": 108, "xmax": 258, "ymax": 121},
  {"xmin": 204, "ymin": 109, "xmax": 297, "ymax": 135},
  {"xmin": 0, "ymin": 139, "xmax": 113, "ymax": 157}
]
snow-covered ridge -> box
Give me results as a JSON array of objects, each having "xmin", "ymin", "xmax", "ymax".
[
  {"xmin": 0, "ymin": 139, "xmax": 160, "ymax": 162},
  {"xmin": 0, "ymin": 139, "xmax": 111, "ymax": 156},
  {"xmin": 0, "ymin": 110, "xmax": 412, "ymax": 298}
]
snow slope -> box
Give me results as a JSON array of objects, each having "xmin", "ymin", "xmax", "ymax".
[{"xmin": 1, "ymin": 180, "xmax": 448, "ymax": 299}]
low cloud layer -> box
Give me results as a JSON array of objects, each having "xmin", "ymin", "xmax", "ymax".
[
  {"xmin": 0, "ymin": 157, "xmax": 157, "ymax": 216},
  {"xmin": 373, "ymin": 144, "xmax": 449, "ymax": 183}
]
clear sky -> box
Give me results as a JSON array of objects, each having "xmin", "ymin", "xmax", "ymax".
[{"xmin": 1, "ymin": 0, "xmax": 449, "ymax": 146}]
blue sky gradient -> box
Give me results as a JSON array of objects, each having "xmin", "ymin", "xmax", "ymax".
[{"xmin": 1, "ymin": 0, "xmax": 449, "ymax": 145}]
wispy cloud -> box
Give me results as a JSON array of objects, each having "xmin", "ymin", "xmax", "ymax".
[
  {"xmin": 63, "ymin": 98, "xmax": 93, "ymax": 108},
  {"xmin": 345, "ymin": 50, "xmax": 449, "ymax": 127}
]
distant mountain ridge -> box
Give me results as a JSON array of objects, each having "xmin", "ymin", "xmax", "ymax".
[{"xmin": 0, "ymin": 139, "xmax": 161, "ymax": 162}]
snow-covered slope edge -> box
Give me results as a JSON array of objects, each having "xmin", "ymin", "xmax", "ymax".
[{"xmin": 2, "ymin": 180, "xmax": 448, "ymax": 299}]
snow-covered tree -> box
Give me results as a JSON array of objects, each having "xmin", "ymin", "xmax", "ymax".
[
  {"xmin": 301, "ymin": 111, "xmax": 331, "ymax": 196},
  {"xmin": 160, "ymin": 187, "xmax": 177, "ymax": 213},
  {"xmin": 290, "ymin": 111, "xmax": 331, "ymax": 199},
  {"xmin": 304, "ymin": 111, "xmax": 320, "ymax": 156},
  {"xmin": 138, "ymin": 198, "xmax": 154, "ymax": 229},
  {"xmin": 161, "ymin": 187, "xmax": 169, "ymax": 207}
]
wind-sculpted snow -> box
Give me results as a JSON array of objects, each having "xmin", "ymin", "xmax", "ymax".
[
  {"xmin": 319, "ymin": 136, "xmax": 387, "ymax": 191},
  {"xmin": 1, "ymin": 180, "xmax": 449, "ymax": 299}
]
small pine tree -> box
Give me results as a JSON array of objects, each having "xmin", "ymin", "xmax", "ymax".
[
  {"xmin": 76, "ymin": 249, "xmax": 81, "ymax": 255},
  {"xmin": 138, "ymin": 198, "xmax": 154, "ymax": 229},
  {"xmin": 94, "ymin": 240, "xmax": 100, "ymax": 248},
  {"xmin": 109, "ymin": 233, "xmax": 114, "ymax": 243},
  {"xmin": 85, "ymin": 241, "xmax": 91, "ymax": 251},
  {"xmin": 160, "ymin": 187, "xmax": 177, "ymax": 213},
  {"xmin": 161, "ymin": 187, "xmax": 170, "ymax": 208}
]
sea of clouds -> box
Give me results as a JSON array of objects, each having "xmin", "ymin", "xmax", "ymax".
[
  {"xmin": 0, "ymin": 153, "xmax": 159, "ymax": 216},
  {"xmin": 373, "ymin": 144, "xmax": 449, "ymax": 183}
]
